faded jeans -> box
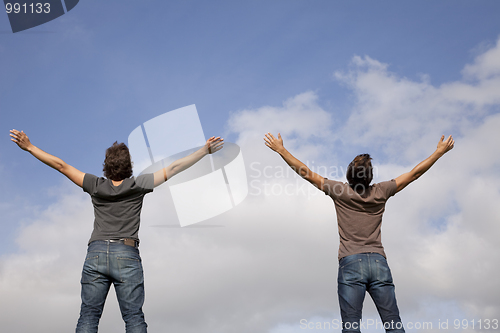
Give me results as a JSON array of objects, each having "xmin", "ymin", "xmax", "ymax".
[
  {"xmin": 76, "ymin": 240, "xmax": 148, "ymax": 333},
  {"xmin": 338, "ymin": 253, "xmax": 405, "ymax": 333}
]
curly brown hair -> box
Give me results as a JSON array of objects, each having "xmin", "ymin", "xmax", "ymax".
[
  {"xmin": 346, "ymin": 154, "xmax": 373, "ymax": 192},
  {"xmin": 102, "ymin": 142, "xmax": 133, "ymax": 181}
]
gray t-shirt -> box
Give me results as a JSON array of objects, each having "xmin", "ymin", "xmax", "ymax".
[
  {"xmin": 83, "ymin": 173, "xmax": 154, "ymax": 245},
  {"xmin": 323, "ymin": 179, "xmax": 397, "ymax": 260}
]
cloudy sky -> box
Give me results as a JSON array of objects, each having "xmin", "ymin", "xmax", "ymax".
[{"xmin": 1, "ymin": 1, "xmax": 500, "ymax": 332}]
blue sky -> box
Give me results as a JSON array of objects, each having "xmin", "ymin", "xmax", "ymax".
[
  {"xmin": 1, "ymin": 1, "xmax": 500, "ymax": 332},
  {"xmin": 2, "ymin": 0, "xmax": 499, "ymax": 236}
]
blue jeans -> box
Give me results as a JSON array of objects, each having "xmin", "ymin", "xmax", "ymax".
[
  {"xmin": 338, "ymin": 253, "xmax": 404, "ymax": 333},
  {"xmin": 76, "ymin": 240, "xmax": 148, "ymax": 333}
]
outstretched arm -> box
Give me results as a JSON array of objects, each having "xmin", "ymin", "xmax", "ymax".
[
  {"xmin": 264, "ymin": 132, "xmax": 324, "ymax": 190},
  {"xmin": 10, "ymin": 129, "xmax": 85, "ymax": 187},
  {"xmin": 153, "ymin": 136, "xmax": 224, "ymax": 187},
  {"xmin": 395, "ymin": 135, "xmax": 455, "ymax": 193}
]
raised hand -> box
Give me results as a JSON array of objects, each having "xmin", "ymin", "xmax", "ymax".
[
  {"xmin": 264, "ymin": 132, "xmax": 284, "ymax": 153},
  {"xmin": 10, "ymin": 129, "xmax": 32, "ymax": 151},
  {"xmin": 9, "ymin": 128, "xmax": 85, "ymax": 187},
  {"xmin": 437, "ymin": 135, "xmax": 455, "ymax": 155},
  {"xmin": 395, "ymin": 134, "xmax": 455, "ymax": 193},
  {"xmin": 206, "ymin": 136, "xmax": 224, "ymax": 154}
]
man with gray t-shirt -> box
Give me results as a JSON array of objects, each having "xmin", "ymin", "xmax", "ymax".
[
  {"xmin": 10, "ymin": 129, "xmax": 223, "ymax": 333},
  {"xmin": 264, "ymin": 132, "xmax": 454, "ymax": 333}
]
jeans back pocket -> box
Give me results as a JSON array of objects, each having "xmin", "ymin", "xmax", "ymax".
[
  {"xmin": 375, "ymin": 258, "xmax": 393, "ymax": 284},
  {"xmin": 81, "ymin": 255, "xmax": 100, "ymax": 283},
  {"xmin": 117, "ymin": 255, "xmax": 144, "ymax": 283},
  {"xmin": 339, "ymin": 258, "xmax": 363, "ymax": 283}
]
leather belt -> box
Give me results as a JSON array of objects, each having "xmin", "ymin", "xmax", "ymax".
[{"xmin": 108, "ymin": 238, "xmax": 139, "ymax": 248}]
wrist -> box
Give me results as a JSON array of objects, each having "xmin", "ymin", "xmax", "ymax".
[
  {"xmin": 276, "ymin": 146, "xmax": 287, "ymax": 156},
  {"xmin": 26, "ymin": 143, "xmax": 35, "ymax": 153},
  {"xmin": 277, "ymin": 149, "xmax": 286, "ymax": 156},
  {"xmin": 434, "ymin": 148, "xmax": 445, "ymax": 156},
  {"xmin": 199, "ymin": 145, "xmax": 208, "ymax": 155},
  {"xmin": 433, "ymin": 149, "xmax": 445, "ymax": 160}
]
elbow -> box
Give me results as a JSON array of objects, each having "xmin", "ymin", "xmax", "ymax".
[
  {"xmin": 56, "ymin": 162, "xmax": 66, "ymax": 173},
  {"xmin": 296, "ymin": 168, "xmax": 306, "ymax": 178},
  {"xmin": 412, "ymin": 172, "xmax": 422, "ymax": 182},
  {"xmin": 299, "ymin": 167, "xmax": 312, "ymax": 179},
  {"xmin": 408, "ymin": 169, "xmax": 421, "ymax": 183},
  {"xmin": 169, "ymin": 164, "xmax": 182, "ymax": 178}
]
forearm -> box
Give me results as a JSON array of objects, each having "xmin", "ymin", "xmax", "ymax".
[
  {"xmin": 410, "ymin": 149, "xmax": 444, "ymax": 179},
  {"xmin": 154, "ymin": 137, "xmax": 223, "ymax": 187},
  {"xmin": 27, "ymin": 144, "xmax": 66, "ymax": 172},
  {"xmin": 170, "ymin": 146, "xmax": 208, "ymax": 176},
  {"xmin": 155, "ymin": 146, "xmax": 207, "ymax": 186},
  {"xmin": 395, "ymin": 134, "xmax": 454, "ymax": 193},
  {"xmin": 264, "ymin": 132, "xmax": 324, "ymax": 189},
  {"xmin": 277, "ymin": 147, "xmax": 310, "ymax": 178}
]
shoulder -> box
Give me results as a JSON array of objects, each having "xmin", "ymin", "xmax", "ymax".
[
  {"xmin": 84, "ymin": 173, "xmax": 99, "ymax": 182},
  {"xmin": 82, "ymin": 173, "xmax": 105, "ymax": 194},
  {"xmin": 323, "ymin": 178, "xmax": 348, "ymax": 197},
  {"xmin": 84, "ymin": 173, "xmax": 107, "ymax": 185},
  {"xmin": 373, "ymin": 179, "xmax": 397, "ymax": 198},
  {"xmin": 134, "ymin": 173, "xmax": 154, "ymax": 191}
]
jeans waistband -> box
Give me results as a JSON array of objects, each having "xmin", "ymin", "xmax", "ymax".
[{"xmin": 90, "ymin": 239, "xmax": 139, "ymax": 249}]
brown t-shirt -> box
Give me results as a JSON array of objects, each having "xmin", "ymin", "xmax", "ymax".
[{"xmin": 323, "ymin": 178, "xmax": 397, "ymax": 260}]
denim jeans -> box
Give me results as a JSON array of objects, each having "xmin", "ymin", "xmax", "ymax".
[
  {"xmin": 338, "ymin": 253, "xmax": 405, "ymax": 333},
  {"xmin": 76, "ymin": 240, "xmax": 148, "ymax": 333}
]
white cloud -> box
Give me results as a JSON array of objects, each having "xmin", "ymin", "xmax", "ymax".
[
  {"xmin": 0, "ymin": 184, "xmax": 91, "ymax": 332},
  {"xmin": 226, "ymin": 91, "xmax": 334, "ymax": 161},
  {"xmin": 462, "ymin": 37, "xmax": 500, "ymax": 81},
  {"xmin": 334, "ymin": 37, "xmax": 500, "ymax": 163}
]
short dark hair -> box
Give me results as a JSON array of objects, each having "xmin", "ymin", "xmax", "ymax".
[
  {"xmin": 346, "ymin": 154, "xmax": 373, "ymax": 192},
  {"xmin": 102, "ymin": 142, "xmax": 133, "ymax": 181}
]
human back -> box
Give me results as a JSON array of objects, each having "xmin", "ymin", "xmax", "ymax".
[
  {"xmin": 323, "ymin": 177, "xmax": 397, "ymax": 260},
  {"xmin": 83, "ymin": 173, "xmax": 154, "ymax": 245},
  {"xmin": 82, "ymin": 142, "xmax": 154, "ymax": 245}
]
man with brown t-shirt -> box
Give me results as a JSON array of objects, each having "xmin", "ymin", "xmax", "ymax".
[{"xmin": 264, "ymin": 133, "xmax": 454, "ymax": 333}]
